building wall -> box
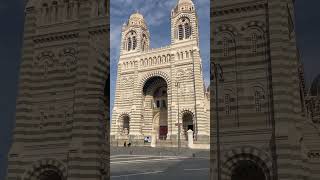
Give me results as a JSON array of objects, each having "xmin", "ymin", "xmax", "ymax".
[
  {"xmin": 211, "ymin": 0, "xmax": 320, "ymax": 179},
  {"xmin": 7, "ymin": 0, "xmax": 109, "ymax": 179}
]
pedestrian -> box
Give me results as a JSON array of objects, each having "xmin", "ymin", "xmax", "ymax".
[
  {"xmin": 124, "ymin": 141, "xmax": 126, "ymax": 147},
  {"xmin": 128, "ymin": 142, "xmax": 131, "ymax": 147}
]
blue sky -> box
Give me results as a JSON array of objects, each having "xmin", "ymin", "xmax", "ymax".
[{"xmin": 110, "ymin": 0, "xmax": 210, "ymax": 113}]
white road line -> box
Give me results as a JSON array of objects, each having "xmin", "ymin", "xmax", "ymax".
[
  {"xmin": 184, "ymin": 168, "xmax": 209, "ymax": 171},
  {"xmin": 111, "ymin": 154, "xmax": 189, "ymax": 158},
  {"xmin": 111, "ymin": 156, "xmax": 158, "ymax": 161},
  {"xmin": 111, "ymin": 171, "xmax": 164, "ymax": 178},
  {"xmin": 111, "ymin": 157, "xmax": 189, "ymax": 165}
]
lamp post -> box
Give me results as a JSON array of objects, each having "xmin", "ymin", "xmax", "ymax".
[
  {"xmin": 175, "ymin": 81, "xmax": 181, "ymax": 152},
  {"xmin": 212, "ymin": 62, "xmax": 223, "ymax": 180}
]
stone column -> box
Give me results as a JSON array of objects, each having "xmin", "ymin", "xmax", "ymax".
[{"xmin": 187, "ymin": 129, "xmax": 194, "ymax": 148}]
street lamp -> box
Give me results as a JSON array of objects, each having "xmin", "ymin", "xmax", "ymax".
[
  {"xmin": 211, "ymin": 62, "xmax": 223, "ymax": 180},
  {"xmin": 175, "ymin": 81, "xmax": 181, "ymax": 152}
]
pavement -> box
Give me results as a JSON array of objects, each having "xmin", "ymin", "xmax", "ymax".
[{"xmin": 110, "ymin": 147, "xmax": 209, "ymax": 180}]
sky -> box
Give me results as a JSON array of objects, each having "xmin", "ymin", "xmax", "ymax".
[
  {"xmin": 110, "ymin": 0, "xmax": 211, "ymax": 115},
  {"xmin": 1, "ymin": 0, "xmax": 320, "ymax": 179}
]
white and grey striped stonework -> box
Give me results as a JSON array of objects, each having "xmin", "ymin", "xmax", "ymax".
[
  {"xmin": 111, "ymin": 0, "xmax": 210, "ymax": 146},
  {"xmin": 7, "ymin": 0, "xmax": 109, "ymax": 180},
  {"xmin": 211, "ymin": 0, "xmax": 320, "ymax": 180}
]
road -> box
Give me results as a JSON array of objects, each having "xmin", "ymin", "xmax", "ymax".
[{"xmin": 110, "ymin": 147, "xmax": 209, "ymax": 180}]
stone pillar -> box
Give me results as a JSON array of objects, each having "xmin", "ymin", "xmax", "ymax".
[
  {"xmin": 151, "ymin": 133, "xmax": 156, "ymax": 147},
  {"xmin": 187, "ymin": 129, "xmax": 194, "ymax": 148}
]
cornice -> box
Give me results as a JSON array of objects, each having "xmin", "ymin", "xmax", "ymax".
[
  {"xmin": 33, "ymin": 32, "xmax": 79, "ymax": 44},
  {"xmin": 212, "ymin": 2, "xmax": 267, "ymax": 17}
]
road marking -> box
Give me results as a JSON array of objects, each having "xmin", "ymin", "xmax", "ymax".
[
  {"xmin": 111, "ymin": 171, "xmax": 164, "ymax": 178},
  {"xmin": 111, "ymin": 157, "xmax": 189, "ymax": 165},
  {"xmin": 184, "ymin": 168, "xmax": 209, "ymax": 171},
  {"xmin": 111, "ymin": 154, "xmax": 189, "ymax": 158}
]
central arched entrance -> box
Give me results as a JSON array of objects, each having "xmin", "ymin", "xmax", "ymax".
[
  {"xmin": 143, "ymin": 76, "xmax": 168, "ymax": 140},
  {"xmin": 39, "ymin": 170, "xmax": 62, "ymax": 180},
  {"xmin": 231, "ymin": 160, "xmax": 266, "ymax": 180}
]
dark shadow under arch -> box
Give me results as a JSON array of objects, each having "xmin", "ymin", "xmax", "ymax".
[{"xmin": 231, "ymin": 160, "xmax": 266, "ymax": 180}]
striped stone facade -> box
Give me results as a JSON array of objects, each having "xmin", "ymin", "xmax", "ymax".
[
  {"xmin": 211, "ymin": 0, "xmax": 320, "ymax": 180},
  {"xmin": 6, "ymin": 0, "xmax": 109, "ymax": 179},
  {"xmin": 111, "ymin": 0, "xmax": 210, "ymax": 146}
]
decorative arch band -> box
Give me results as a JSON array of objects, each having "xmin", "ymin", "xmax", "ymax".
[
  {"xmin": 241, "ymin": 21, "xmax": 267, "ymax": 32},
  {"xmin": 22, "ymin": 158, "xmax": 67, "ymax": 180},
  {"xmin": 180, "ymin": 109, "xmax": 195, "ymax": 117},
  {"xmin": 214, "ymin": 24, "xmax": 238, "ymax": 36},
  {"xmin": 219, "ymin": 146, "xmax": 273, "ymax": 180},
  {"xmin": 140, "ymin": 71, "xmax": 171, "ymax": 92}
]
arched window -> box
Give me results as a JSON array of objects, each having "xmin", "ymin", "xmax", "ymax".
[
  {"xmin": 127, "ymin": 37, "xmax": 132, "ymax": 51},
  {"xmin": 142, "ymin": 42, "xmax": 146, "ymax": 51},
  {"xmin": 141, "ymin": 34, "xmax": 148, "ymax": 51},
  {"xmin": 223, "ymin": 37, "xmax": 229, "ymax": 57},
  {"xmin": 52, "ymin": 2, "xmax": 58, "ymax": 23},
  {"xmin": 125, "ymin": 31, "xmax": 137, "ymax": 51},
  {"xmin": 178, "ymin": 24, "xmax": 184, "ymax": 40},
  {"xmin": 66, "ymin": 1, "xmax": 71, "ymax": 19},
  {"xmin": 43, "ymin": 4, "xmax": 49, "ymax": 23},
  {"xmin": 185, "ymin": 23, "xmax": 191, "ymax": 39},
  {"xmin": 177, "ymin": 17, "xmax": 192, "ymax": 40},
  {"xmin": 225, "ymin": 94, "xmax": 231, "ymax": 115},
  {"xmin": 132, "ymin": 36, "xmax": 137, "ymax": 50},
  {"xmin": 255, "ymin": 91, "xmax": 261, "ymax": 112},
  {"xmin": 251, "ymin": 33, "xmax": 257, "ymax": 54}
]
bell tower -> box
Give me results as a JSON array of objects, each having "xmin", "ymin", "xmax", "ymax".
[
  {"xmin": 120, "ymin": 12, "xmax": 150, "ymax": 54},
  {"xmin": 171, "ymin": 0, "xmax": 199, "ymax": 46}
]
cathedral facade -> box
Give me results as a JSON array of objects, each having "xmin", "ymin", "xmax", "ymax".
[
  {"xmin": 6, "ymin": 0, "xmax": 109, "ymax": 179},
  {"xmin": 111, "ymin": 0, "xmax": 210, "ymax": 146},
  {"xmin": 211, "ymin": 0, "xmax": 320, "ymax": 180}
]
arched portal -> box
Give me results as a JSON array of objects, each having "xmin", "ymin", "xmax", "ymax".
[
  {"xmin": 143, "ymin": 76, "xmax": 168, "ymax": 140},
  {"xmin": 231, "ymin": 160, "xmax": 266, "ymax": 180},
  {"xmin": 120, "ymin": 115, "xmax": 130, "ymax": 135},
  {"xmin": 39, "ymin": 170, "xmax": 62, "ymax": 180},
  {"xmin": 182, "ymin": 111, "xmax": 194, "ymax": 140}
]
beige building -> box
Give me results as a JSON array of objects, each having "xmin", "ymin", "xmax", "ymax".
[
  {"xmin": 111, "ymin": 0, "xmax": 210, "ymax": 147},
  {"xmin": 211, "ymin": 0, "xmax": 320, "ymax": 180},
  {"xmin": 6, "ymin": 0, "xmax": 109, "ymax": 179}
]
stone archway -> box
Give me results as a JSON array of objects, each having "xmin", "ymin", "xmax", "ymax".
[
  {"xmin": 119, "ymin": 114, "xmax": 130, "ymax": 135},
  {"xmin": 219, "ymin": 146, "xmax": 272, "ymax": 180},
  {"xmin": 181, "ymin": 110, "xmax": 194, "ymax": 140},
  {"xmin": 23, "ymin": 159, "xmax": 67, "ymax": 180},
  {"xmin": 143, "ymin": 76, "xmax": 168, "ymax": 140}
]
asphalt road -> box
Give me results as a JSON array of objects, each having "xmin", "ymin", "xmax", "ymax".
[{"xmin": 110, "ymin": 147, "xmax": 209, "ymax": 180}]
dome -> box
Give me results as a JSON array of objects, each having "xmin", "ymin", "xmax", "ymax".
[
  {"xmin": 178, "ymin": 0, "xmax": 194, "ymax": 5},
  {"xmin": 129, "ymin": 12, "xmax": 144, "ymax": 21},
  {"xmin": 127, "ymin": 12, "xmax": 147, "ymax": 28},
  {"xmin": 26, "ymin": 0, "xmax": 37, "ymax": 8},
  {"xmin": 172, "ymin": 0, "xmax": 195, "ymax": 15},
  {"xmin": 309, "ymin": 74, "xmax": 320, "ymax": 96}
]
